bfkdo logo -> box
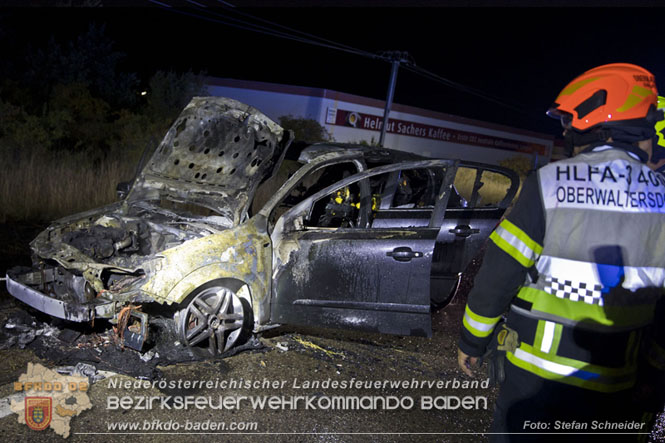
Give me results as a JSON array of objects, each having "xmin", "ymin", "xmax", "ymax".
[
  {"xmin": 25, "ymin": 397, "xmax": 52, "ymax": 431},
  {"xmin": 10, "ymin": 363, "xmax": 93, "ymax": 438}
]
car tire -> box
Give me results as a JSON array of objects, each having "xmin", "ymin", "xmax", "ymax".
[{"xmin": 174, "ymin": 284, "xmax": 251, "ymax": 356}]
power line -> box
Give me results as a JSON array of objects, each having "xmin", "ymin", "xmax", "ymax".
[
  {"xmin": 146, "ymin": 0, "xmax": 173, "ymax": 7},
  {"xmin": 149, "ymin": 0, "xmax": 384, "ymax": 61},
  {"xmin": 211, "ymin": 0, "xmax": 381, "ymax": 60},
  {"xmin": 185, "ymin": 0, "xmax": 209, "ymax": 6},
  {"xmin": 146, "ymin": 0, "xmax": 528, "ymax": 114},
  {"xmin": 401, "ymin": 62, "xmax": 529, "ymax": 114}
]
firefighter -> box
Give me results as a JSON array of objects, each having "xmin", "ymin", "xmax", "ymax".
[
  {"xmin": 318, "ymin": 185, "xmax": 360, "ymax": 227},
  {"xmin": 457, "ymin": 63, "xmax": 665, "ymax": 442}
]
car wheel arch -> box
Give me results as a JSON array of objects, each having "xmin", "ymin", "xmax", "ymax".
[{"xmin": 165, "ymin": 265, "xmax": 269, "ymax": 326}]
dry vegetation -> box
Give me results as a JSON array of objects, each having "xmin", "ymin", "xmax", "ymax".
[
  {"xmin": 0, "ymin": 149, "xmax": 527, "ymax": 223},
  {"xmin": 454, "ymin": 166, "xmax": 514, "ymax": 206},
  {"xmin": 454, "ymin": 155, "xmax": 533, "ymax": 208},
  {"xmin": 0, "ymin": 148, "xmax": 136, "ymax": 222}
]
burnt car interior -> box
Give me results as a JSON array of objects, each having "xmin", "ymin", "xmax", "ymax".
[{"xmin": 267, "ymin": 153, "xmax": 518, "ymax": 338}]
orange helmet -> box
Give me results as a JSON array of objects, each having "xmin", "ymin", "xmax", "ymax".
[{"xmin": 547, "ymin": 63, "xmax": 658, "ymax": 133}]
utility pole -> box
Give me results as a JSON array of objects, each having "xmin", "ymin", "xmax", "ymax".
[{"xmin": 379, "ymin": 51, "xmax": 410, "ymax": 147}]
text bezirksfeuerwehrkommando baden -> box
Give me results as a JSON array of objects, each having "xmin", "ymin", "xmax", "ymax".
[
  {"xmin": 106, "ymin": 394, "xmax": 488, "ymax": 411},
  {"xmin": 105, "ymin": 377, "xmax": 490, "ymax": 411}
]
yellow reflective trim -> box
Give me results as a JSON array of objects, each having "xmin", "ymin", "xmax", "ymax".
[
  {"xmin": 516, "ymin": 286, "xmax": 537, "ymax": 302},
  {"xmin": 558, "ymin": 77, "xmax": 600, "ymax": 97},
  {"xmin": 656, "ymin": 119, "xmax": 665, "ymax": 149},
  {"xmin": 632, "ymin": 85, "xmax": 654, "ymax": 98},
  {"xmin": 463, "ymin": 315, "xmax": 493, "ymax": 338},
  {"xmin": 465, "ymin": 304, "xmax": 501, "ymax": 325},
  {"xmin": 550, "ymin": 323, "xmax": 563, "ymax": 355},
  {"xmin": 655, "ymin": 94, "xmax": 665, "ymax": 149},
  {"xmin": 617, "ymin": 85, "xmax": 655, "ymax": 112},
  {"xmin": 523, "ymin": 342, "xmax": 636, "ymax": 376},
  {"xmin": 506, "ymin": 351, "xmax": 635, "ymax": 393},
  {"xmin": 534, "ymin": 320, "xmax": 560, "ymax": 355},
  {"xmin": 462, "ymin": 304, "xmax": 500, "ymax": 338},
  {"xmin": 534, "ymin": 320, "xmax": 546, "ymax": 351},
  {"xmin": 490, "ymin": 231, "xmax": 534, "ymax": 268},
  {"xmin": 499, "ymin": 219, "xmax": 543, "ymax": 256},
  {"xmin": 516, "ymin": 286, "xmax": 655, "ymax": 328}
]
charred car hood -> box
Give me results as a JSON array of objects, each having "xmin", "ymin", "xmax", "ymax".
[
  {"xmin": 30, "ymin": 97, "xmax": 291, "ymax": 272},
  {"xmin": 128, "ymin": 97, "xmax": 291, "ymax": 225},
  {"xmin": 30, "ymin": 200, "xmax": 235, "ymax": 271}
]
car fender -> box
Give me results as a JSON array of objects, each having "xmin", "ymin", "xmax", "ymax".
[
  {"xmin": 138, "ymin": 219, "xmax": 272, "ymax": 323},
  {"xmin": 164, "ymin": 262, "xmax": 268, "ymax": 325}
]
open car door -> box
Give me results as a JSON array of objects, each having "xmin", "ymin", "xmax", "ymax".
[
  {"xmin": 430, "ymin": 162, "xmax": 519, "ymax": 307},
  {"xmin": 270, "ymin": 160, "xmax": 460, "ymax": 337}
]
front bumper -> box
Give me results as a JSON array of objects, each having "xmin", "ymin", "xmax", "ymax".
[{"xmin": 5, "ymin": 272, "xmax": 115, "ymax": 322}]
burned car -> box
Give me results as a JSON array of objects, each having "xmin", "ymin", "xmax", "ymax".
[{"xmin": 5, "ymin": 97, "xmax": 519, "ymax": 356}]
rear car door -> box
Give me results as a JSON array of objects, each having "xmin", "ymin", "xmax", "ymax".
[
  {"xmin": 430, "ymin": 162, "xmax": 520, "ymax": 307},
  {"xmin": 270, "ymin": 160, "xmax": 458, "ymax": 337}
]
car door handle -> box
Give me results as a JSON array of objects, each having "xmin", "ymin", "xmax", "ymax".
[
  {"xmin": 387, "ymin": 247, "xmax": 423, "ymax": 262},
  {"xmin": 449, "ymin": 225, "xmax": 480, "ymax": 237}
]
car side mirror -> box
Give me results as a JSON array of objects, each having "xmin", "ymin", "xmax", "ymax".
[
  {"xmin": 293, "ymin": 215, "xmax": 305, "ymax": 231},
  {"xmin": 280, "ymin": 215, "xmax": 306, "ymax": 233},
  {"xmin": 116, "ymin": 181, "xmax": 131, "ymax": 200}
]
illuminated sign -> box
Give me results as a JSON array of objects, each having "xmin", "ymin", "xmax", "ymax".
[{"xmin": 331, "ymin": 109, "xmax": 548, "ymax": 155}]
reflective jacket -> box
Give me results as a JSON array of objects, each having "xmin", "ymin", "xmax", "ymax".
[{"xmin": 459, "ymin": 143, "xmax": 665, "ymax": 393}]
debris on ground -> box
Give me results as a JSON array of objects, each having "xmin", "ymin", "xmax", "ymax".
[
  {"xmin": 0, "ymin": 305, "xmax": 265, "ymax": 380},
  {"xmin": 293, "ymin": 336, "xmax": 345, "ymax": 358},
  {"xmin": 55, "ymin": 362, "xmax": 107, "ymax": 384},
  {"xmin": 140, "ymin": 349, "xmax": 159, "ymax": 362},
  {"xmin": 1, "ymin": 309, "xmax": 59, "ymax": 349}
]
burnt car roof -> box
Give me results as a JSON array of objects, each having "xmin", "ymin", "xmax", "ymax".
[{"xmin": 286, "ymin": 141, "xmax": 428, "ymax": 166}]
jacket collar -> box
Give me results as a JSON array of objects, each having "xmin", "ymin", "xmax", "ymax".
[{"xmin": 580, "ymin": 141, "xmax": 648, "ymax": 163}]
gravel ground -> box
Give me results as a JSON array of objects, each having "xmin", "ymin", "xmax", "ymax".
[
  {"xmin": 0, "ymin": 223, "xmax": 663, "ymax": 442},
  {"xmin": 0, "ymin": 292, "xmax": 496, "ymax": 442}
]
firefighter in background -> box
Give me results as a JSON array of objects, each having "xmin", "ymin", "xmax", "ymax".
[
  {"xmin": 318, "ymin": 185, "xmax": 360, "ymax": 227},
  {"xmin": 457, "ymin": 63, "xmax": 665, "ymax": 441}
]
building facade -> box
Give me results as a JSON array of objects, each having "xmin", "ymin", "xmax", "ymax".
[{"xmin": 206, "ymin": 77, "xmax": 555, "ymax": 168}]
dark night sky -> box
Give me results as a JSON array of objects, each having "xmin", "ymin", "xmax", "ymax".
[{"xmin": 1, "ymin": 2, "xmax": 664, "ymax": 137}]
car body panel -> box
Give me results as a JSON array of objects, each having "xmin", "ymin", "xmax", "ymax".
[
  {"xmin": 5, "ymin": 273, "xmax": 111, "ymax": 322},
  {"xmin": 270, "ymin": 160, "xmax": 462, "ymax": 337},
  {"xmin": 271, "ymin": 227, "xmax": 436, "ymax": 337},
  {"xmin": 154, "ymin": 217, "xmax": 272, "ymax": 323}
]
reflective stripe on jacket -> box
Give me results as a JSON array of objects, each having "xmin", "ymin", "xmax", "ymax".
[{"xmin": 460, "ymin": 144, "xmax": 665, "ymax": 393}]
